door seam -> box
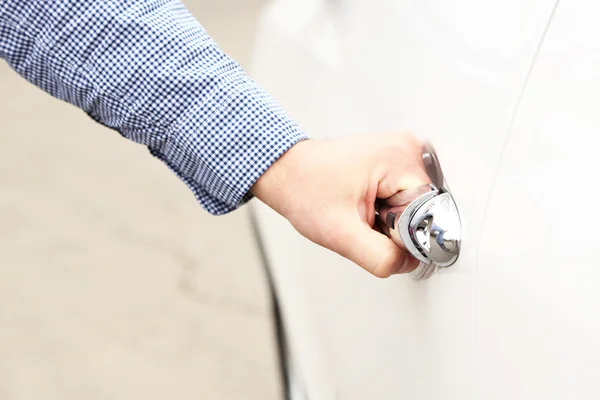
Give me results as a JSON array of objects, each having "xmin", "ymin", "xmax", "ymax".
[{"xmin": 471, "ymin": 0, "xmax": 560, "ymax": 390}]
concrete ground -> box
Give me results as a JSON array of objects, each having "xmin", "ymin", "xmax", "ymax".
[{"xmin": 0, "ymin": 1, "xmax": 284, "ymax": 399}]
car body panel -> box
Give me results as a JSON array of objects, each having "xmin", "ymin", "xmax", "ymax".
[
  {"xmin": 476, "ymin": 2, "xmax": 600, "ymax": 398},
  {"xmin": 249, "ymin": 1, "xmax": 561, "ymax": 398}
]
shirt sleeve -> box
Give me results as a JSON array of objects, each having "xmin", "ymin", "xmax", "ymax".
[{"xmin": 0, "ymin": 0, "xmax": 307, "ymax": 215}]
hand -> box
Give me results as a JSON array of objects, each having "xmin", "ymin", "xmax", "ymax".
[{"xmin": 251, "ymin": 132, "xmax": 430, "ymax": 278}]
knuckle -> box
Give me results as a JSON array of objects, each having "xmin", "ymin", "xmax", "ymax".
[
  {"xmin": 384, "ymin": 132, "xmax": 421, "ymax": 159},
  {"xmin": 372, "ymin": 252, "xmax": 399, "ymax": 279},
  {"xmin": 373, "ymin": 268, "xmax": 392, "ymax": 279},
  {"xmin": 394, "ymin": 131, "xmax": 418, "ymax": 146}
]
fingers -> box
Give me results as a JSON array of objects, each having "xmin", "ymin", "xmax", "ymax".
[
  {"xmin": 375, "ymin": 137, "xmax": 431, "ymax": 199},
  {"xmin": 397, "ymin": 255, "xmax": 420, "ymax": 274},
  {"xmin": 337, "ymin": 219, "xmax": 414, "ymax": 278},
  {"xmin": 375, "ymin": 183, "xmax": 432, "ymax": 231},
  {"xmin": 383, "ymin": 184, "xmax": 432, "ymax": 208}
]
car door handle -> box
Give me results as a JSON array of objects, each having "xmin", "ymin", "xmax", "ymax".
[{"xmin": 376, "ymin": 143, "xmax": 462, "ymax": 280}]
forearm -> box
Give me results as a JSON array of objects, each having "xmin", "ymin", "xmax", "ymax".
[{"xmin": 0, "ymin": 0, "xmax": 306, "ymax": 214}]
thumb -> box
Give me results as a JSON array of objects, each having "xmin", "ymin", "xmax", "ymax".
[{"xmin": 338, "ymin": 219, "xmax": 415, "ymax": 278}]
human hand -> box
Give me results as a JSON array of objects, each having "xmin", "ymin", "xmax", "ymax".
[{"xmin": 251, "ymin": 132, "xmax": 430, "ymax": 278}]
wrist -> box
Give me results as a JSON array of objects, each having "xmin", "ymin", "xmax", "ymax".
[{"xmin": 251, "ymin": 139, "xmax": 312, "ymax": 217}]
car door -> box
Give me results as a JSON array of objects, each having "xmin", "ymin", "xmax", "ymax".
[
  {"xmin": 249, "ymin": 1, "xmax": 558, "ymax": 399},
  {"xmin": 476, "ymin": 1, "xmax": 600, "ymax": 398}
]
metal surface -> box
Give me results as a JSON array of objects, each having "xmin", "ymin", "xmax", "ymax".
[{"xmin": 377, "ymin": 145, "xmax": 462, "ymax": 278}]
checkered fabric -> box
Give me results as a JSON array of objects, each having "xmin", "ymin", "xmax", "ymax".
[{"xmin": 0, "ymin": 0, "xmax": 307, "ymax": 214}]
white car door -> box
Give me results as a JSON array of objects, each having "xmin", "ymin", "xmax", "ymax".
[
  {"xmin": 249, "ymin": 1, "xmax": 558, "ymax": 399},
  {"xmin": 476, "ymin": 2, "xmax": 600, "ymax": 398}
]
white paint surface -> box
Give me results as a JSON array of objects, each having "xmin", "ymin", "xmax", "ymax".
[
  {"xmin": 247, "ymin": 0, "xmax": 598, "ymax": 398},
  {"xmin": 476, "ymin": 2, "xmax": 600, "ymax": 398}
]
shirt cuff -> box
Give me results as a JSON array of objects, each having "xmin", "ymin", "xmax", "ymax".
[{"xmin": 151, "ymin": 74, "xmax": 308, "ymax": 215}]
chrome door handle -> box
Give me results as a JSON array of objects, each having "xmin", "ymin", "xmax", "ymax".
[{"xmin": 377, "ymin": 144, "xmax": 462, "ymax": 279}]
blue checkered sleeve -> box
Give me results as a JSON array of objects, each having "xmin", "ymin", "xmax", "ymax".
[{"xmin": 0, "ymin": 0, "xmax": 307, "ymax": 214}]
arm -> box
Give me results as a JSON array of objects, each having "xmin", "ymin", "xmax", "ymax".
[
  {"xmin": 0, "ymin": 0, "xmax": 430, "ymax": 278},
  {"xmin": 0, "ymin": 0, "xmax": 306, "ymax": 215}
]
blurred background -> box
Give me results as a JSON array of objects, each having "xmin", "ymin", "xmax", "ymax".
[{"xmin": 0, "ymin": 1, "xmax": 284, "ymax": 399}]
